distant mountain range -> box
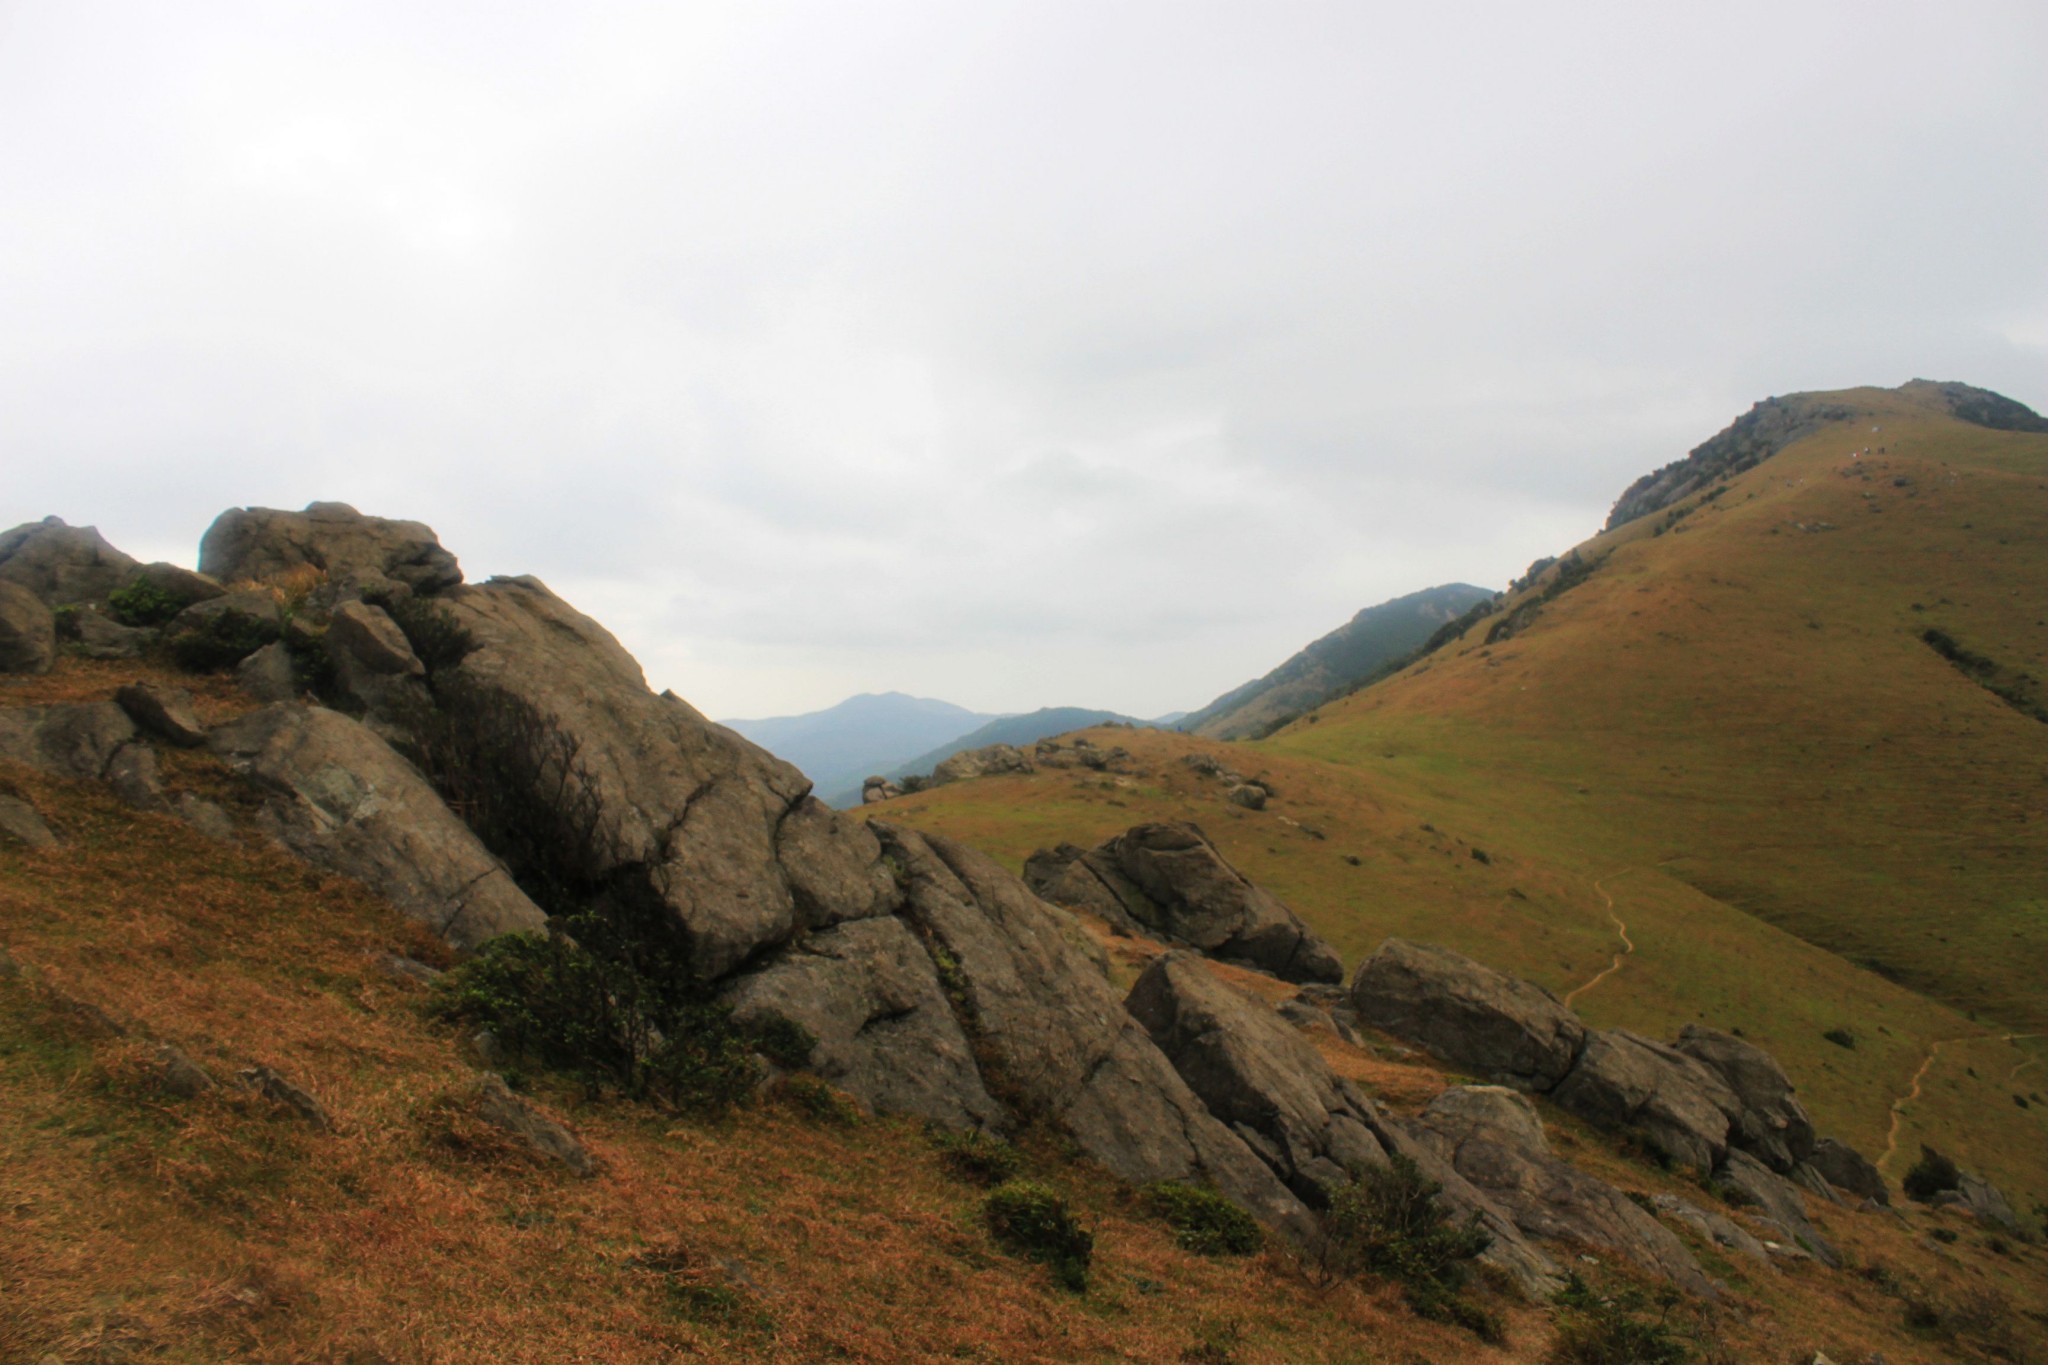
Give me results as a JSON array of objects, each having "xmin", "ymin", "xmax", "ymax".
[
  {"xmin": 720, "ymin": 693, "xmax": 999, "ymax": 807},
  {"xmin": 1178, "ymin": 582, "xmax": 1496, "ymax": 739}
]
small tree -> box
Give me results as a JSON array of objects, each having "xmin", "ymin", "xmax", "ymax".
[{"xmin": 1319, "ymin": 1156, "xmax": 1501, "ymax": 1341}]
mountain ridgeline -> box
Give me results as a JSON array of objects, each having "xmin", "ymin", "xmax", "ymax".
[
  {"xmin": 719, "ymin": 692, "xmax": 997, "ymax": 810},
  {"xmin": 1178, "ymin": 583, "xmax": 1495, "ymax": 741}
]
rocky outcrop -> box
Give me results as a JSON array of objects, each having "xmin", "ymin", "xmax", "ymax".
[
  {"xmin": 723, "ymin": 915, "xmax": 999, "ymax": 1131},
  {"xmin": 1351, "ymin": 939, "xmax": 1585, "ymax": 1089},
  {"xmin": 435, "ymin": 575, "xmax": 896, "ymax": 979},
  {"xmin": 1716, "ymin": 1150, "xmax": 1840, "ymax": 1266},
  {"xmin": 0, "ymin": 582, "xmax": 55, "ymax": 674},
  {"xmin": 1549, "ymin": 1029, "xmax": 1744, "ymax": 1174},
  {"xmin": 237, "ymin": 642, "xmax": 299, "ymax": 702},
  {"xmin": 115, "ymin": 683, "xmax": 208, "ymax": 748},
  {"xmin": 880, "ymin": 825, "xmax": 1315, "ymax": 1240},
  {"xmin": 1807, "ymin": 1137, "xmax": 1887, "ymax": 1204},
  {"xmin": 199, "ymin": 502, "xmax": 462, "ymax": 598},
  {"xmin": 930, "ymin": 743, "xmax": 1033, "ymax": 785},
  {"xmin": 1934, "ymin": 1173, "xmax": 2021, "ymax": 1233},
  {"xmin": 1648, "ymin": 1192, "xmax": 1770, "ymax": 1265},
  {"xmin": 1673, "ymin": 1025, "xmax": 1816, "ymax": 1170},
  {"xmin": 0, "ymin": 517, "xmax": 140, "ymax": 605},
  {"xmin": 1029, "ymin": 823, "xmax": 1341, "ymax": 983},
  {"xmin": 0, "ymin": 794, "xmax": 60, "ymax": 848},
  {"xmin": 208, "ymin": 704, "xmax": 548, "ymax": 951},
  {"xmin": 860, "ymin": 776, "xmax": 899, "ymax": 804},
  {"xmin": 68, "ymin": 609, "xmax": 155, "ymax": 660},
  {"xmin": 1412, "ymin": 1086, "xmax": 1712, "ymax": 1296},
  {"xmin": 164, "ymin": 590, "xmax": 283, "ymax": 669},
  {"xmin": 0, "ymin": 702, "xmax": 140, "ymax": 781}
]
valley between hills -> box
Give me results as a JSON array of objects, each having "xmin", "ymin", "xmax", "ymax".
[{"xmin": 1, "ymin": 379, "xmax": 2044, "ymax": 1363}]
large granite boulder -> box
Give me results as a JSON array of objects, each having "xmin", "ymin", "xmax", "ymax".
[
  {"xmin": 1934, "ymin": 1172, "xmax": 2021, "ymax": 1233},
  {"xmin": 115, "ymin": 683, "xmax": 207, "ymax": 748},
  {"xmin": 1549, "ymin": 1029, "xmax": 1742, "ymax": 1174},
  {"xmin": 208, "ymin": 704, "xmax": 547, "ymax": 951},
  {"xmin": 199, "ymin": 502, "xmax": 463, "ymax": 598},
  {"xmin": 1413, "ymin": 1086, "xmax": 1712, "ymax": 1296},
  {"xmin": 1674, "ymin": 1024, "xmax": 1816, "ymax": 1171},
  {"xmin": 1127, "ymin": 952, "xmax": 1389, "ymax": 1204},
  {"xmin": 1350, "ymin": 938, "xmax": 1586, "ymax": 1088},
  {"xmin": 1033, "ymin": 823, "xmax": 1340, "ymax": 982},
  {"xmin": 435, "ymin": 575, "xmax": 897, "ymax": 979},
  {"xmin": 1715, "ymin": 1149, "xmax": 1841, "ymax": 1266},
  {"xmin": 929, "ymin": 743, "xmax": 1033, "ymax": 786},
  {"xmin": 0, "ymin": 582, "xmax": 55, "ymax": 674},
  {"xmin": 0, "ymin": 702, "xmax": 139, "ymax": 780},
  {"xmin": 723, "ymin": 915, "xmax": 999, "ymax": 1131},
  {"xmin": 1120, "ymin": 949, "xmax": 1560, "ymax": 1295},
  {"xmin": 68, "ymin": 608, "xmax": 156, "ymax": 661},
  {"xmin": 164, "ymin": 590, "xmax": 284, "ymax": 670},
  {"xmin": 878, "ymin": 824, "xmax": 1315, "ymax": 1241},
  {"xmin": 0, "ymin": 517, "xmax": 140, "ymax": 606},
  {"xmin": 1808, "ymin": 1137, "xmax": 1887, "ymax": 1205}
]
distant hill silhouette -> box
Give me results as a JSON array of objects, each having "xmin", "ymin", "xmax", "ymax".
[
  {"xmin": 859, "ymin": 706, "xmax": 1155, "ymax": 803},
  {"xmin": 721, "ymin": 692, "xmax": 996, "ymax": 804},
  {"xmin": 1179, "ymin": 583, "xmax": 1495, "ymax": 740}
]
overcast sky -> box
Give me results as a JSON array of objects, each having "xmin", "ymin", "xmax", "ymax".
[{"xmin": 4, "ymin": 3, "xmax": 2043, "ymax": 720}]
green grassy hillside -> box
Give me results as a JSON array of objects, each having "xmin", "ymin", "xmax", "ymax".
[{"xmin": 868, "ymin": 383, "xmax": 2048, "ymax": 1218}]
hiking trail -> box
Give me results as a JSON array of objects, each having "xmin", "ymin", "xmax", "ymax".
[{"xmin": 1564, "ymin": 869, "xmax": 1635, "ymax": 1008}]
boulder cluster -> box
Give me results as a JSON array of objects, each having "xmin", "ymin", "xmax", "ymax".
[{"xmin": 0, "ymin": 502, "xmax": 1987, "ymax": 1303}]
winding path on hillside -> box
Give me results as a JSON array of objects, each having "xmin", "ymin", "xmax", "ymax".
[
  {"xmin": 1880, "ymin": 1031, "xmax": 2043, "ymax": 1172},
  {"xmin": 1564, "ymin": 869, "xmax": 1636, "ymax": 1008}
]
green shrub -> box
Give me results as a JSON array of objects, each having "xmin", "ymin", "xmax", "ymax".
[
  {"xmin": 1319, "ymin": 1155, "xmax": 1500, "ymax": 1341},
  {"xmin": 1546, "ymin": 1273, "xmax": 1687, "ymax": 1364},
  {"xmin": 51, "ymin": 605, "xmax": 82, "ymax": 641},
  {"xmin": 666, "ymin": 1281, "xmax": 774, "ymax": 1335},
  {"xmin": 169, "ymin": 606, "xmax": 279, "ymax": 671},
  {"xmin": 1141, "ymin": 1182, "xmax": 1262, "ymax": 1257},
  {"xmin": 430, "ymin": 924, "xmax": 760, "ymax": 1117},
  {"xmin": 982, "ymin": 1180, "xmax": 1093, "ymax": 1291},
  {"xmin": 106, "ymin": 577, "xmax": 186, "ymax": 627},
  {"xmin": 780, "ymin": 1074, "xmax": 859, "ymax": 1126},
  {"xmin": 1902, "ymin": 1145, "xmax": 1962, "ymax": 1203},
  {"xmin": 933, "ymin": 1128, "xmax": 1025, "ymax": 1187},
  {"xmin": 746, "ymin": 1013, "xmax": 817, "ymax": 1071}
]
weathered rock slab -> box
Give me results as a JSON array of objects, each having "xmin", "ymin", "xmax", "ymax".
[
  {"xmin": 0, "ymin": 517, "xmax": 140, "ymax": 606},
  {"xmin": 116, "ymin": 683, "xmax": 208, "ymax": 748},
  {"xmin": 1550, "ymin": 1029, "xmax": 1741, "ymax": 1174},
  {"xmin": 1350, "ymin": 938, "xmax": 1585, "ymax": 1088},
  {"xmin": 0, "ymin": 702, "xmax": 138, "ymax": 780},
  {"xmin": 208, "ymin": 704, "xmax": 547, "ymax": 950},
  {"xmin": 0, "ymin": 795, "xmax": 59, "ymax": 848},
  {"xmin": 0, "ymin": 582, "xmax": 56, "ymax": 674},
  {"xmin": 473, "ymin": 1074, "xmax": 596, "ymax": 1175},
  {"xmin": 1675, "ymin": 1024, "xmax": 1815, "ymax": 1171},
  {"xmin": 200, "ymin": 502, "xmax": 462, "ymax": 597}
]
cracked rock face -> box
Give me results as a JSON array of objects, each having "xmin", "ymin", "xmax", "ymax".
[
  {"xmin": 1673, "ymin": 1024, "xmax": 1816, "ymax": 1171},
  {"xmin": 200, "ymin": 502, "xmax": 463, "ymax": 598},
  {"xmin": 208, "ymin": 703, "xmax": 547, "ymax": 950},
  {"xmin": 437, "ymin": 575, "xmax": 897, "ymax": 979},
  {"xmin": 1027, "ymin": 822, "xmax": 1343, "ymax": 984},
  {"xmin": 1549, "ymin": 1029, "xmax": 1744, "ymax": 1174},
  {"xmin": 1351, "ymin": 938, "xmax": 1586, "ymax": 1089},
  {"xmin": 0, "ymin": 516, "xmax": 140, "ymax": 606}
]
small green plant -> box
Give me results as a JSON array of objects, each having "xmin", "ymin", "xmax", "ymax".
[
  {"xmin": 746, "ymin": 1013, "xmax": 817, "ymax": 1071},
  {"xmin": 982, "ymin": 1180, "xmax": 1093, "ymax": 1291},
  {"xmin": 780, "ymin": 1074, "xmax": 859, "ymax": 1126},
  {"xmin": 51, "ymin": 605, "xmax": 82, "ymax": 641},
  {"xmin": 1319, "ymin": 1155, "xmax": 1500, "ymax": 1341},
  {"xmin": 1546, "ymin": 1273, "xmax": 1688, "ymax": 1364},
  {"xmin": 933, "ymin": 1128, "xmax": 1025, "ymax": 1187},
  {"xmin": 666, "ymin": 1281, "xmax": 773, "ymax": 1335},
  {"xmin": 169, "ymin": 605, "xmax": 279, "ymax": 671},
  {"xmin": 1902, "ymin": 1145, "xmax": 1962, "ymax": 1202},
  {"xmin": 1141, "ymin": 1182, "xmax": 1262, "ymax": 1257},
  {"xmin": 1821, "ymin": 1026, "xmax": 1857, "ymax": 1050},
  {"xmin": 106, "ymin": 577, "xmax": 186, "ymax": 627}
]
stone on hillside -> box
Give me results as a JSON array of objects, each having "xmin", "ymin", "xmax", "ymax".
[
  {"xmin": 1413, "ymin": 1085, "xmax": 1713, "ymax": 1295},
  {"xmin": 154, "ymin": 1043, "xmax": 219, "ymax": 1099},
  {"xmin": 1227, "ymin": 783, "xmax": 1266, "ymax": 810},
  {"xmin": 237, "ymin": 1064, "xmax": 332, "ymax": 1130},
  {"xmin": 104, "ymin": 742, "xmax": 169, "ymax": 811},
  {"xmin": 165, "ymin": 590, "xmax": 283, "ymax": 671},
  {"xmin": 173, "ymin": 792, "xmax": 238, "ymax": 842},
  {"xmin": 930, "ymin": 743, "xmax": 1033, "ymax": 786},
  {"xmin": 69, "ymin": 608, "xmax": 154, "ymax": 660},
  {"xmin": 724, "ymin": 915, "xmax": 999, "ymax": 1131},
  {"xmin": 237, "ymin": 642, "xmax": 299, "ymax": 702},
  {"xmin": 1127, "ymin": 952, "xmax": 1389, "ymax": 1205},
  {"xmin": 1934, "ymin": 1173, "xmax": 2021, "ymax": 1233},
  {"xmin": 1549, "ymin": 1029, "xmax": 1741, "ymax": 1174},
  {"xmin": 1350, "ymin": 938, "xmax": 1586, "ymax": 1089},
  {"xmin": 129, "ymin": 561, "xmax": 226, "ymax": 611},
  {"xmin": 860, "ymin": 775, "xmax": 899, "ymax": 803},
  {"xmin": 115, "ymin": 682, "xmax": 208, "ymax": 748},
  {"xmin": 0, "ymin": 702, "xmax": 139, "ymax": 781},
  {"xmin": 473, "ymin": 1074, "xmax": 596, "ymax": 1175},
  {"xmin": 1674, "ymin": 1024, "xmax": 1815, "ymax": 1171},
  {"xmin": 0, "ymin": 582, "xmax": 56, "ymax": 674},
  {"xmin": 879, "ymin": 823, "xmax": 1316, "ymax": 1241},
  {"xmin": 1648, "ymin": 1192, "xmax": 1771, "ymax": 1265},
  {"xmin": 1023, "ymin": 842, "xmax": 1147, "ymax": 935},
  {"xmin": 200, "ymin": 502, "xmax": 462, "ymax": 598},
  {"xmin": 435, "ymin": 575, "xmax": 895, "ymax": 979},
  {"xmin": 1808, "ymin": 1137, "xmax": 1888, "ymax": 1204},
  {"xmin": 208, "ymin": 704, "xmax": 548, "ymax": 950},
  {"xmin": 1715, "ymin": 1149, "xmax": 1840, "ymax": 1267},
  {"xmin": 0, "ymin": 795, "xmax": 60, "ymax": 849},
  {"xmin": 325, "ymin": 600, "xmax": 430, "ymax": 722},
  {"xmin": 1102, "ymin": 822, "xmax": 1342, "ymax": 983},
  {"xmin": 0, "ymin": 517, "xmax": 140, "ymax": 605}
]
